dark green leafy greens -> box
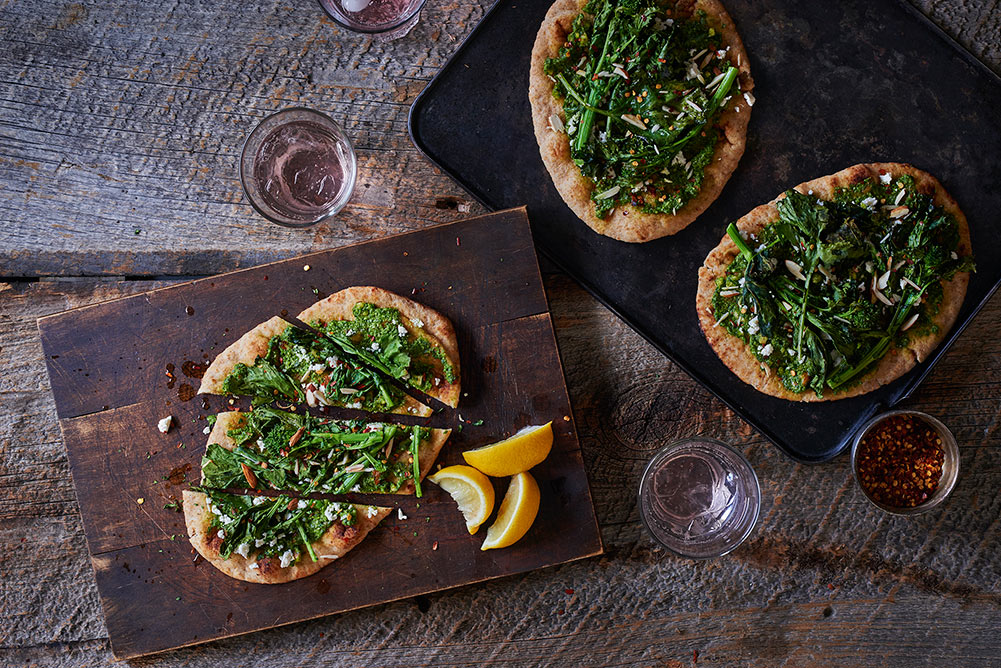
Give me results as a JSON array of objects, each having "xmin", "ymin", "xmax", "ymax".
[
  {"xmin": 196, "ymin": 489, "xmax": 359, "ymax": 565},
  {"xmin": 544, "ymin": 0, "xmax": 742, "ymax": 218},
  {"xmin": 202, "ymin": 407, "xmax": 431, "ymax": 498},
  {"xmin": 710, "ymin": 174, "xmax": 974, "ymax": 396}
]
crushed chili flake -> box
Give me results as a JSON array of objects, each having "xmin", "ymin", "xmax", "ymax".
[{"xmin": 855, "ymin": 414, "xmax": 944, "ymax": 507}]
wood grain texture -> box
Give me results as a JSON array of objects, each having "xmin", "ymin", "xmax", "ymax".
[{"xmin": 2, "ymin": 0, "xmax": 1001, "ymax": 665}]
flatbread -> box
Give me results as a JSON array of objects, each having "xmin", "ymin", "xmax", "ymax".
[
  {"xmin": 696, "ymin": 162, "xmax": 972, "ymax": 401},
  {"xmin": 198, "ymin": 313, "xmax": 432, "ymax": 418},
  {"xmin": 529, "ymin": 0, "xmax": 754, "ymax": 242},
  {"xmin": 200, "ymin": 410, "xmax": 451, "ymax": 491},
  {"xmin": 298, "ymin": 286, "xmax": 461, "ymax": 408},
  {"xmin": 182, "ymin": 490, "xmax": 390, "ymax": 585}
]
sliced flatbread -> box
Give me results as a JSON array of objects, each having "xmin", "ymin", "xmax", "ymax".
[
  {"xmin": 298, "ymin": 286, "xmax": 461, "ymax": 408},
  {"xmin": 529, "ymin": 0, "xmax": 754, "ymax": 242},
  {"xmin": 182, "ymin": 490, "xmax": 390, "ymax": 585},
  {"xmin": 198, "ymin": 316, "xmax": 431, "ymax": 417},
  {"xmin": 696, "ymin": 162, "xmax": 972, "ymax": 401}
]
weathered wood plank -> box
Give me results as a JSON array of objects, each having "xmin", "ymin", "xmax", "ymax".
[
  {"xmin": 4, "ymin": 275, "xmax": 1001, "ymax": 665},
  {"xmin": 0, "ymin": 0, "xmax": 492, "ymax": 278}
]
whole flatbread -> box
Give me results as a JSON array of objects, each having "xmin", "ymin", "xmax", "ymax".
[
  {"xmin": 696, "ymin": 163, "xmax": 972, "ymax": 401},
  {"xmin": 298, "ymin": 286, "xmax": 461, "ymax": 408},
  {"xmin": 182, "ymin": 490, "xmax": 390, "ymax": 585},
  {"xmin": 529, "ymin": 0, "xmax": 754, "ymax": 242}
]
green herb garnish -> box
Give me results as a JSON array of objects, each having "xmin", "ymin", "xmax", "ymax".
[
  {"xmin": 711, "ymin": 174, "xmax": 974, "ymax": 395},
  {"xmin": 544, "ymin": 0, "xmax": 740, "ymax": 218}
]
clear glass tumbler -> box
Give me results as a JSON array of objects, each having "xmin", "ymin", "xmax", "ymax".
[
  {"xmin": 240, "ymin": 108, "xmax": 357, "ymax": 229},
  {"xmin": 317, "ymin": 0, "xmax": 428, "ymax": 40},
  {"xmin": 638, "ymin": 438, "xmax": 761, "ymax": 559}
]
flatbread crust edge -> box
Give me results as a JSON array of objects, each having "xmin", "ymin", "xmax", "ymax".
[
  {"xmin": 297, "ymin": 286, "xmax": 461, "ymax": 408},
  {"xmin": 529, "ymin": 0, "xmax": 754, "ymax": 243},
  {"xmin": 198, "ymin": 316, "xmax": 287, "ymax": 395},
  {"xmin": 182, "ymin": 490, "xmax": 391, "ymax": 584},
  {"xmin": 696, "ymin": 162, "xmax": 972, "ymax": 402}
]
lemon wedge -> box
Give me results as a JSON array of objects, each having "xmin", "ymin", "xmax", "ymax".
[
  {"xmin": 462, "ymin": 422, "xmax": 553, "ymax": 477},
  {"xmin": 480, "ymin": 472, "xmax": 540, "ymax": 551},
  {"xmin": 427, "ymin": 465, "xmax": 495, "ymax": 535}
]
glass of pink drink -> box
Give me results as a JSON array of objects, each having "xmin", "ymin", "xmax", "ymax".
[
  {"xmin": 240, "ymin": 108, "xmax": 357, "ymax": 228},
  {"xmin": 317, "ymin": 0, "xmax": 428, "ymax": 39}
]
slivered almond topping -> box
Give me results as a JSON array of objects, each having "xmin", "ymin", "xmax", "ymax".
[
  {"xmin": 344, "ymin": 464, "xmax": 365, "ymax": 473},
  {"xmin": 890, "ymin": 206, "xmax": 909, "ymax": 219},
  {"xmin": 241, "ymin": 463, "xmax": 258, "ymax": 489},
  {"xmin": 289, "ymin": 426, "xmax": 306, "ymax": 448}
]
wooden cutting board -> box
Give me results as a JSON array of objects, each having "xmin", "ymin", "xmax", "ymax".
[{"xmin": 37, "ymin": 207, "xmax": 602, "ymax": 659}]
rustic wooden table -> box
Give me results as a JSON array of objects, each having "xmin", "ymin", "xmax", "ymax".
[{"xmin": 3, "ymin": 1, "xmax": 1000, "ymax": 665}]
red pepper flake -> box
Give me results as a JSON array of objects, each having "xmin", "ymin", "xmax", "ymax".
[
  {"xmin": 564, "ymin": 588, "xmax": 574, "ymax": 595},
  {"xmin": 432, "ymin": 541, "xmax": 439, "ymax": 551},
  {"xmin": 693, "ymin": 650, "xmax": 699, "ymax": 663},
  {"xmin": 456, "ymin": 236, "xmax": 461, "ymax": 246},
  {"xmin": 855, "ymin": 414, "xmax": 945, "ymax": 507}
]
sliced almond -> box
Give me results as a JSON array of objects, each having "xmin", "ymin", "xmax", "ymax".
[
  {"xmin": 890, "ymin": 206, "xmax": 910, "ymax": 219},
  {"xmin": 241, "ymin": 463, "xmax": 258, "ymax": 489},
  {"xmin": 288, "ymin": 426, "xmax": 306, "ymax": 448}
]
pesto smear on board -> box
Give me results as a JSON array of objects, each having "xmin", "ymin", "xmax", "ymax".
[
  {"xmin": 710, "ymin": 173, "xmax": 974, "ymax": 396},
  {"xmin": 544, "ymin": 0, "xmax": 742, "ymax": 218}
]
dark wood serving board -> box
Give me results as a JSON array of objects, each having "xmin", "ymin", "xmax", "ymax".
[{"xmin": 37, "ymin": 208, "xmax": 602, "ymax": 660}]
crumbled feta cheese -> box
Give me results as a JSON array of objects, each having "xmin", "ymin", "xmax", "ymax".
[
  {"xmin": 254, "ymin": 538, "xmax": 265, "ymax": 547},
  {"xmin": 743, "ymin": 91, "xmax": 755, "ymax": 107},
  {"xmin": 216, "ymin": 530, "xmax": 225, "ymax": 539},
  {"xmin": 256, "ymin": 438, "xmax": 266, "ymax": 452},
  {"xmin": 366, "ymin": 506, "xmax": 378, "ymax": 518},
  {"xmin": 370, "ymin": 341, "xmax": 381, "ymax": 352},
  {"xmin": 412, "ymin": 318, "xmax": 424, "ymax": 328},
  {"xmin": 297, "ymin": 500, "xmax": 307, "ymax": 510},
  {"xmin": 248, "ymin": 562, "xmax": 259, "ymax": 570},
  {"xmin": 880, "ymin": 173, "xmax": 892, "ymax": 184},
  {"xmin": 345, "ymin": 329, "xmax": 355, "ymax": 336},
  {"xmin": 157, "ymin": 416, "xmax": 173, "ymax": 433},
  {"xmin": 235, "ymin": 543, "xmax": 250, "ymax": 558},
  {"xmin": 860, "ymin": 196, "xmax": 878, "ymax": 209},
  {"xmin": 279, "ymin": 550, "xmax": 295, "ymax": 568},
  {"xmin": 747, "ymin": 316, "xmax": 760, "ymax": 336},
  {"xmin": 348, "ymin": 401, "xmax": 362, "ymax": 410},
  {"xmin": 397, "ymin": 324, "xmax": 408, "ymax": 337},
  {"xmin": 950, "ymin": 251, "xmax": 959, "ymax": 260},
  {"xmin": 397, "ymin": 508, "xmax": 408, "ymax": 521},
  {"xmin": 760, "ymin": 343, "xmax": 773, "ymax": 357},
  {"xmin": 218, "ymin": 515, "xmax": 232, "ymax": 524},
  {"xmin": 324, "ymin": 504, "xmax": 337, "ymax": 522},
  {"xmin": 202, "ymin": 426, "xmax": 211, "ymax": 435}
]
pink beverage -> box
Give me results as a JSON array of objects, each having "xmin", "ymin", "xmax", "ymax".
[
  {"xmin": 240, "ymin": 109, "xmax": 356, "ymax": 228},
  {"xmin": 317, "ymin": 0, "xmax": 427, "ymax": 36},
  {"xmin": 255, "ymin": 121, "xmax": 346, "ymax": 221},
  {"xmin": 638, "ymin": 438, "xmax": 760, "ymax": 559}
]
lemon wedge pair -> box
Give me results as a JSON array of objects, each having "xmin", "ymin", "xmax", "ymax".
[{"xmin": 428, "ymin": 422, "xmax": 552, "ymax": 550}]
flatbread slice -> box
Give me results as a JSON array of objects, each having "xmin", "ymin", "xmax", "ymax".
[
  {"xmin": 696, "ymin": 162, "xmax": 972, "ymax": 401},
  {"xmin": 198, "ymin": 316, "xmax": 431, "ymax": 417},
  {"xmin": 529, "ymin": 0, "xmax": 754, "ymax": 242},
  {"xmin": 298, "ymin": 286, "xmax": 461, "ymax": 408},
  {"xmin": 200, "ymin": 409, "xmax": 451, "ymax": 494},
  {"xmin": 182, "ymin": 490, "xmax": 390, "ymax": 585}
]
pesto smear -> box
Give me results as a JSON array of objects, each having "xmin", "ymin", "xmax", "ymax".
[
  {"xmin": 710, "ymin": 173, "xmax": 974, "ymax": 396},
  {"xmin": 544, "ymin": 0, "xmax": 741, "ymax": 218}
]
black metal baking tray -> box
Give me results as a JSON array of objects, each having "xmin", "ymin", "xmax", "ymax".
[{"xmin": 408, "ymin": 0, "xmax": 1001, "ymax": 462}]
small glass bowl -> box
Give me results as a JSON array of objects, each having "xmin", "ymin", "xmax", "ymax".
[
  {"xmin": 317, "ymin": 0, "xmax": 428, "ymax": 38},
  {"xmin": 850, "ymin": 409, "xmax": 960, "ymax": 516},
  {"xmin": 240, "ymin": 108, "xmax": 357, "ymax": 229}
]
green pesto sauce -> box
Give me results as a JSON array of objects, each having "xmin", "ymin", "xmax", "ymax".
[
  {"xmin": 710, "ymin": 173, "xmax": 974, "ymax": 396},
  {"xmin": 324, "ymin": 302, "xmax": 456, "ymax": 389}
]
